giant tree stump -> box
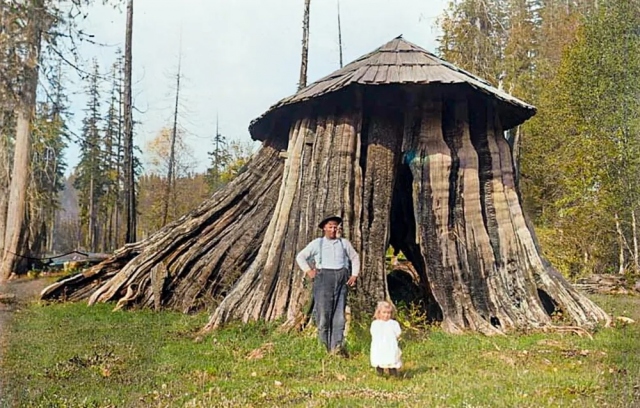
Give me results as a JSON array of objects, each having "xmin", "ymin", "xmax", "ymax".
[{"xmin": 42, "ymin": 37, "xmax": 610, "ymax": 335}]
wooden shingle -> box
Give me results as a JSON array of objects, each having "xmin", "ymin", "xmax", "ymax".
[{"xmin": 250, "ymin": 36, "xmax": 535, "ymax": 138}]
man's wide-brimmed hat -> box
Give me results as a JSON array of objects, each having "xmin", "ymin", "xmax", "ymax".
[{"xmin": 318, "ymin": 215, "xmax": 342, "ymax": 229}]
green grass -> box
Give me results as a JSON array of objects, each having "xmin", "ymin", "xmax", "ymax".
[{"xmin": 1, "ymin": 294, "xmax": 639, "ymax": 407}]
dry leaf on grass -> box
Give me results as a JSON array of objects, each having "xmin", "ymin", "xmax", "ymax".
[
  {"xmin": 615, "ymin": 316, "xmax": 635, "ymax": 325},
  {"xmin": 246, "ymin": 342, "xmax": 274, "ymax": 360}
]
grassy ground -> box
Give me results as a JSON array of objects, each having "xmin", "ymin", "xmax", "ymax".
[{"xmin": 1, "ymin": 294, "xmax": 638, "ymax": 408}]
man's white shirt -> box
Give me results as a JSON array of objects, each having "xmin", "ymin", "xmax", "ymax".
[{"xmin": 296, "ymin": 237, "xmax": 360, "ymax": 276}]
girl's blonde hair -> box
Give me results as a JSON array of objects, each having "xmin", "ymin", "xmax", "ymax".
[{"xmin": 373, "ymin": 301, "xmax": 395, "ymax": 319}]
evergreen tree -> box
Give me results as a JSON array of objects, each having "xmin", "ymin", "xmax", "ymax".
[
  {"xmin": 29, "ymin": 102, "xmax": 68, "ymax": 256},
  {"xmin": 102, "ymin": 53, "xmax": 125, "ymax": 250},
  {"xmin": 1, "ymin": 0, "xmax": 126, "ymax": 279},
  {"xmin": 437, "ymin": 0, "xmax": 622, "ymax": 277},
  {"xmin": 74, "ymin": 59, "xmax": 107, "ymax": 252},
  {"xmin": 205, "ymin": 120, "xmax": 230, "ymax": 192},
  {"xmin": 217, "ymin": 140, "xmax": 254, "ymax": 184},
  {"xmin": 521, "ymin": 0, "xmax": 640, "ymax": 276},
  {"xmin": 28, "ymin": 59, "xmax": 69, "ymax": 257},
  {"xmin": 438, "ymin": 0, "xmax": 509, "ymax": 87}
]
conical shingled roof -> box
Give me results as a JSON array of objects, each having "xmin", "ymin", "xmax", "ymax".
[{"xmin": 250, "ymin": 36, "xmax": 535, "ymax": 139}]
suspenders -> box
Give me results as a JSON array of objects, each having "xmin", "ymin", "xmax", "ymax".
[{"xmin": 317, "ymin": 237, "xmax": 349, "ymax": 270}]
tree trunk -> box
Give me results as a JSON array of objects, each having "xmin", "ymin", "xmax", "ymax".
[
  {"xmin": 298, "ymin": 0, "xmax": 311, "ymax": 90},
  {"xmin": 337, "ymin": 0, "xmax": 343, "ymax": 68},
  {"xmin": 123, "ymin": 0, "xmax": 136, "ymax": 243},
  {"xmin": 162, "ymin": 54, "xmax": 181, "ymax": 227},
  {"xmin": 114, "ymin": 54, "xmax": 124, "ymax": 249},
  {"xmin": 615, "ymin": 213, "xmax": 626, "ymax": 275},
  {"xmin": 0, "ymin": 114, "xmax": 10, "ymax": 259},
  {"xmin": 1, "ymin": 108, "xmax": 33, "ymax": 280},
  {"xmin": 1, "ymin": 0, "xmax": 43, "ymax": 281},
  {"xmin": 89, "ymin": 175, "xmax": 97, "ymax": 251},
  {"xmin": 0, "ymin": 184, "xmax": 7, "ymax": 257},
  {"xmin": 41, "ymin": 143, "xmax": 285, "ymax": 311},
  {"xmin": 400, "ymin": 94, "xmax": 609, "ymax": 334}
]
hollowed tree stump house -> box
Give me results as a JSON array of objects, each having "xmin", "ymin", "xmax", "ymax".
[{"xmin": 42, "ymin": 37, "xmax": 609, "ymax": 335}]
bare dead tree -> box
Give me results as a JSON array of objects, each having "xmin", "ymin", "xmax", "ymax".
[
  {"xmin": 161, "ymin": 52, "xmax": 182, "ymax": 227},
  {"xmin": 337, "ymin": 0, "xmax": 343, "ymax": 68},
  {"xmin": 123, "ymin": 0, "xmax": 136, "ymax": 243},
  {"xmin": 298, "ymin": 0, "xmax": 311, "ymax": 90}
]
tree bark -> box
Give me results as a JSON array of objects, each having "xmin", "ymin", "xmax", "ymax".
[
  {"xmin": 123, "ymin": 0, "xmax": 136, "ymax": 243},
  {"xmin": 114, "ymin": 54, "xmax": 124, "ymax": 249},
  {"xmin": 405, "ymin": 97, "xmax": 507, "ymax": 335},
  {"xmin": 1, "ymin": 109, "xmax": 32, "ymax": 280},
  {"xmin": 298, "ymin": 0, "xmax": 311, "ymax": 90},
  {"xmin": 401, "ymin": 94, "xmax": 609, "ymax": 334},
  {"xmin": 41, "ymin": 143, "xmax": 285, "ymax": 311},
  {"xmin": 0, "ymin": 0, "xmax": 43, "ymax": 281},
  {"xmin": 0, "ymin": 114, "xmax": 10, "ymax": 258},
  {"xmin": 355, "ymin": 107, "xmax": 403, "ymax": 314},
  {"xmin": 337, "ymin": 0, "xmax": 343, "ymax": 68},
  {"xmin": 488, "ymin": 101, "xmax": 609, "ymax": 329},
  {"xmin": 205, "ymin": 110, "xmax": 364, "ymax": 330}
]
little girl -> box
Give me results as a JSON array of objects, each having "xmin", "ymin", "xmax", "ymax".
[{"xmin": 370, "ymin": 301, "xmax": 402, "ymax": 376}]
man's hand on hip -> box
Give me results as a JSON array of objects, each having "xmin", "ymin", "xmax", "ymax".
[{"xmin": 306, "ymin": 269, "xmax": 317, "ymax": 279}]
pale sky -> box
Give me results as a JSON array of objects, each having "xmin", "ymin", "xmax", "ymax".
[{"xmin": 66, "ymin": 0, "xmax": 449, "ymax": 173}]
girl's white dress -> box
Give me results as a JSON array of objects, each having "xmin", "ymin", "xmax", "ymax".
[{"xmin": 370, "ymin": 319, "xmax": 402, "ymax": 368}]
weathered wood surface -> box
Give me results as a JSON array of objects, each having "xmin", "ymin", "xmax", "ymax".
[
  {"xmin": 402, "ymin": 95, "xmax": 609, "ymax": 334},
  {"xmin": 575, "ymin": 274, "xmax": 635, "ymax": 295},
  {"xmin": 206, "ymin": 111, "xmax": 366, "ymax": 330},
  {"xmin": 251, "ymin": 37, "xmax": 535, "ymax": 140},
  {"xmin": 41, "ymin": 144, "xmax": 285, "ymax": 312},
  {"xmin": 355, "ymin": 108, "xmax": 403, "ymax": 314},
  {"xmin": 41, "ymin": 89, "xmax": 610, "ymax": 335}
]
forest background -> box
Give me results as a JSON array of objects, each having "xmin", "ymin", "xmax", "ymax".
[{"xmin": 1, "ymin": 0, "xmax": 639, "ymax": 281}]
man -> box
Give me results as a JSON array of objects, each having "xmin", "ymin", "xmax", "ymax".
[{"xmin": 296, "ymin": 215, "xmax": 360, "ymax": 353}]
